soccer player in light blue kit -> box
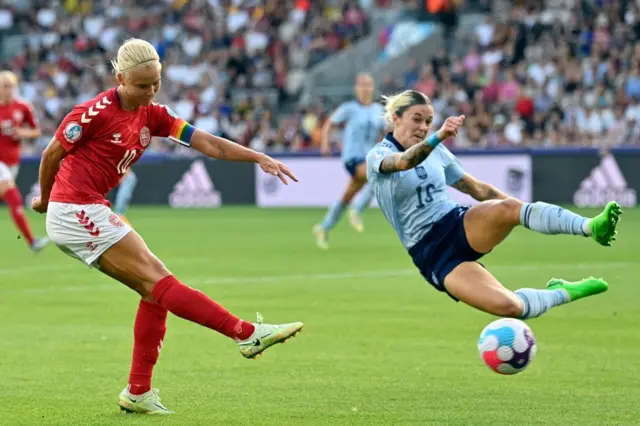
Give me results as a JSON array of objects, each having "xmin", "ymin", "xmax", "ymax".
[
  {"xmin": 366, "ymin": 89, "xmax": 622, "ymax": 320},
  {"xmin": 114, "ymin": 169, "xmax": 137, "ymax": 225},
  {"xmin": 313, "ymin": 73, "xmax": 386, "ymax": 249}
]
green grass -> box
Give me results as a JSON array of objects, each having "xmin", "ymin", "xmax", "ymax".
[{"xmin": 0, "ymin": 206, "xmax": 638, "ymax": 425}]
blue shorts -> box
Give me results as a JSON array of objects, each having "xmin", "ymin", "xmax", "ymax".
[
  {"xmin": 408, "ymin": 206, "xmax": 484, "ymax": 301},
  {"xmin": 344, "ymin": 158, "xmax": 365, "ymax": 178}
]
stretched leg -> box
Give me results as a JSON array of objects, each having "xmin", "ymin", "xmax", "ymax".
[
  {"xmin": 463, "ymin": 198, "xmax": 622, "ymax": 254},
  {"xmin": 313, "ymin": 173, "xmax": 366, "ymax": 249},
  {"xmin": 0, "ymin": 177, "xmax": 48, "ymax": 252},
  {"xmin": 97, "ymin": 231, "xmax": 256, "ymax": 339},
  {"xmin": 127, "ymin": 299, "xmax": 167, "ymax": 396},
  {"xmin": 98, "ymin": 231, "xmax": 303, "ymax": 414},
  {"xmin": 444, "ymin": 262, "xmax": 607, "ymax": 319}
]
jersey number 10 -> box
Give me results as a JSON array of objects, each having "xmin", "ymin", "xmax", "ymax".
[
  {"xmin": 415, "ymin": 184, "xmax": 436, "ymax": 208},
  {"xmin": 117, "ymin": 149, "xmax": 137, "ymax": 175}
]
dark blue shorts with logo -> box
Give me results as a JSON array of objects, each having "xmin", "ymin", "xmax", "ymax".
[{"xmin": 408, "ymin": 206, "xmax": 485, "ymax": 301}]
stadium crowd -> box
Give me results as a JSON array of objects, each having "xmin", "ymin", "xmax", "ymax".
[
  {"xmin": 1, "ymin": 0, "xmax": 639, "ymax": 155},
  {"xmin": 0, "ymin": 0, "xmax": 376, "ymax": 154},
  {"xmin": 392, "ymin": 0, "xmax": 640, "ymax": 149}
]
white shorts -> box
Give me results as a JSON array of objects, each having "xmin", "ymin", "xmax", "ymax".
[
  {"xmin": 0, "ymin": 161, "xmax": 19, "ymax": 181},
  {"xmin": 46, "ymin": 202, "xmax": 132, "ymax": 267}
]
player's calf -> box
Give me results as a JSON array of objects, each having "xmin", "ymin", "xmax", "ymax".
[{"xmin": 485, "ymin": 295, "xmax": 525, "ymax": 318}]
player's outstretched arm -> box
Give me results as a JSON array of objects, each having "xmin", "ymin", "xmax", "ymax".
[
  {"xmin": 451, "ymin": 173, "xmax": 509, "ymax": 201},
  {"xmin": 379, "ymin": 143, "xmax": 437, "ymax": 174},
  {"xmin": 190, "ymin": 130, "xmax": 298, "ymax": 185},
  {"xmin": 33, "ymin": 137, "xmax": 66, "ymax": 213},
  {"xmin": 12, "ymin": 127, "xmax": 41, "ymax": 139},
  {"xmin": 379, "ymin": 115, "xmax": 465, "ymax": 174}
]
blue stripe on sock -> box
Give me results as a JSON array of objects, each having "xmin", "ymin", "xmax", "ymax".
[
  {"xmin": 526, "ymin": 204, "xmax": 533, "ymax": 228},
  {"xmin": 522, "ymin": 204, "xmax": 531, "ymax": 228},
  {"xmin": 580, "ymin": 218, "xmax": 589, "ymax": 237}
]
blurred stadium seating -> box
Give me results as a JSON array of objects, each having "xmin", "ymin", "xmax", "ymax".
[{"xmin": 0, "ymin": 0, "xmax": 638, "ymax": 156}]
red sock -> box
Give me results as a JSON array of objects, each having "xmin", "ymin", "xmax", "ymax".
[
  {"xmin": 3, "ymin": 187, "xmax": 34, "ymax": 246},
  {"xmin": 151, "ymin": 275, "xmax": 254, "ymax": 340},
  {"xmin": 128, "ymin": 300, "xmax": 168, "ymax": 396}
]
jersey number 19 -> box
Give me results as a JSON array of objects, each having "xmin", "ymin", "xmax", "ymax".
[{"xmin": 415, "ymin": 184, "xmax": 436, "ymax": 208}]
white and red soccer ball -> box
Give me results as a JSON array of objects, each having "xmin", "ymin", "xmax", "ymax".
[{"xmin": 477, "ymin": 318, "xmax": 538, "ymax": 375}]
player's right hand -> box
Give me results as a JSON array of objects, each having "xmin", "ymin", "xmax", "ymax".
[
  {"xmin": 31, "ymin": 196, "xmax": 48, "ymax": 213},
  {"xmin": 436, "ymin": 115, "xmax": 465, "ymax": 140},
  {"xmin": 258, "ymin": 154, "xmax": 299, "ymax": 185}
]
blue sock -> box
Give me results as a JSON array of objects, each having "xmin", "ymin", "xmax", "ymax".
[
  {"xmin": 321, "ymin": 201, "xmax": 347, "ymax": 231},
  {"xmin": 520, "ymin": 202, "xmax": 590, "ymax": 236},
  {"xmin": 114, "ymin": 172, "xmax": 138, "ymax": 215},
  {"xmin": 514, "ymin": 288, "xmax": 570, "ymax": 319},
  {"xmin": 352, "ymin": 185, "xmax": 374, "ymax": 214}
]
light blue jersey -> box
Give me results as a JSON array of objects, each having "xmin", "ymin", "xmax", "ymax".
[
  {"xmin": 331, "ymin": 101, "xmax": 386, "ymax": 162},
  {"xmin": 366, "ymin": 133, "xmax": 465, "ymax": 249}
]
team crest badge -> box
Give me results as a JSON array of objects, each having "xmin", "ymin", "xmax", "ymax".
[
  {"xmin": 415, "ymin": 166, "xmax": 428, "ymax": 180},
  {"xmin": 109, "ymin": 214, "xmax": 124, "ymax": 228},
  {"xmin": 163, "ymin": 105, "xmax": 179, "ymax": 118},
  {"xmin": 140, "ymin": 127, "xmax": 151, "ymax": 147},
  {"xmin": 63, "ymin": 121, "xmax": 82, "ymax": 143}
]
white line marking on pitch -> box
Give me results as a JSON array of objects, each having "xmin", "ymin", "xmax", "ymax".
[{"xmin": 0, "ymin": 261, "xmax": 633, "ymax": 295}]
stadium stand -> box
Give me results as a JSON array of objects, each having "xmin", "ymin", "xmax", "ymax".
[{"xmin": 0, "ymin": 0, "xmax": 638, "ymax": 155}]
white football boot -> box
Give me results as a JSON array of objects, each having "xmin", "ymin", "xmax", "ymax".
[
  {"xmin": 118, "ymin": 387, "xmax": 174, "ymax": 415},
  {"xmin": 236, "ymin": 313, "xmax": 304, "ymax": 359}
]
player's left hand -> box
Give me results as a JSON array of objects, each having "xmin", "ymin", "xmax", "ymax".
[
  {"xmin": 31, "ymin": 196, "xmax": 48, "ymax": 214},
  {"xmin": 258, "ymin": 154, "xmax": 299, "ymax": 185}
]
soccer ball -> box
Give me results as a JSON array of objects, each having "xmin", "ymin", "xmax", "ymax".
[{"xmin": 477, "ymin": 318, "xmax": 538, "ymax": 375}]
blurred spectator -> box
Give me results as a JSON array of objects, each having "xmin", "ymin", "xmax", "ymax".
[
  {"xmin": 1, "ymin": 0, "xmax": 639, "ymax": 156},
  {"xmin": 1, "ymin": 0, "xmax": 377, "ymax": 153}
]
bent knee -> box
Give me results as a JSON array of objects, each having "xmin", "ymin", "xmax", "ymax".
[
  {"xmin": 496, "ymin": 198, "xmax": 523, "ymax": 224},
  {"xmin": 0, "ymin": 179, "xmax": 15, "ymax": 196},
  {"xmin": 489, "ymin": 296, "xmax": 523, "ymax": 318},
  {"xmin": 138, "ymin": 253, "xmax": 171, "ymax": 297}
]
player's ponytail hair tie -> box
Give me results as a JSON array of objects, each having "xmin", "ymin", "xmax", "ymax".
[
  {"xmin": 111, "ymin": 38, "xmax": 161, "ymax": 76},
  {"xmin": 381, "ymin": 90, "xmax": 432, "ymax": 128}
]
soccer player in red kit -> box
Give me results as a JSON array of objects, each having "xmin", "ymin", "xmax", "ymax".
[
  {"xmin": 0, "ymin": 71, "xmax": 49, "ymax": 252},
  {"xmin": 32, "ymin": 39, "xmax": 303, "ymax": 415}
]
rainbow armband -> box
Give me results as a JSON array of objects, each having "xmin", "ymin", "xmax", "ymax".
[{"xmin": 169, "ymin": 119, "xmax": 196, "ymax": 147}]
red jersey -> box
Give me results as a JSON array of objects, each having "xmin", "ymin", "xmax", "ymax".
[
  {"xmin": 51, "ymin": 88, "xmax": 193, "ymax": 205},
  {"xmin": 0, "ymin": 99, "xmax": 38, "ymax": 166}
]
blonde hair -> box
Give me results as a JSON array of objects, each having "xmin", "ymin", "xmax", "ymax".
[
  {"xmin": 0, "ymin": 71, "xmax": 18, "ymax": 86},
  {"xmin": 111, "ymin": 38, "xmax": 161, "ymax": 76},
  {"xmin": 382, "ymin": 90, "xmax": 432, "ymax": 127}
]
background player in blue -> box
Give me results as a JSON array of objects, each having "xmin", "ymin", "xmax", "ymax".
[
  {"xmin": 366, "ymin": 89, "xmax": 622, "ymax": 320},
  {"xmin": 313, "ymin": 73, "xmax": 386, "ymax": 249},
  {"xmin": 114, "ymin": 169, "xmax": 137, "ymax": 225}
]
